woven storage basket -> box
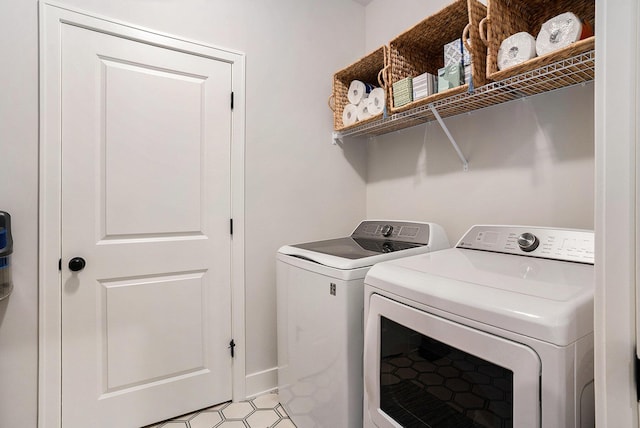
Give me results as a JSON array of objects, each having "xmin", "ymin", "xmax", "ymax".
[
  {"xmin": 388, "ymin": 0, "xmax": 487, "ymax": 114},
  {"xmin": 330, "ymin": 46, "xmax": 388, "ymax": 131},
  {"xmin": 480, "ymin": 0, "xmax": 595, "ymax": 81}
]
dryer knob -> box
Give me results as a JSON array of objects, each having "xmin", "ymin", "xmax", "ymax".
[
  {"xmin": 517, "ymin": 232, "xmax": 539, "ymax": 252},
  {"xmin": 381, "ymin": 224, "xmax": 394, "ymax": 237}
]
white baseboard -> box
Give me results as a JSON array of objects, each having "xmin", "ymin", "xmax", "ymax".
[{"xmin": 245, "ymin": 367, "xmax": 278, "ymax": 399}]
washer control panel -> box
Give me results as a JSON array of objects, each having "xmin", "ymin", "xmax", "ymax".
[
  {"xmin": 457, "ymin": 225, "xmax": 594, "ymax": 264},
  {"xmin": 352, "ymin": 220, "xmax": 431, "ymax": 245}
]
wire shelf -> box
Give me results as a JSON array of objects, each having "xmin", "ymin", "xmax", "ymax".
[{"xmin": 337, "ymin": 50, "xmax": 595, "ymax": 138}]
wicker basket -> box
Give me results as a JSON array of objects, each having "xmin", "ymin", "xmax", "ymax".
[
  {"xmin": 388, "ymin": 0, "xmax": 487, "ymax": 114},
  {"xmin": 480, "ymin": 0, "xmax": 595, "ymax": 81},
  {"xmin": 329, "ymin": 46, "xmax": 388, "ymax": 131}
]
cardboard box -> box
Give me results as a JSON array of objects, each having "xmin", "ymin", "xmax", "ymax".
[
  {"xmin": 437, "ymin": 63, "xmax": 464, "ymax": 92},
  {"xmin": 412, "ymin": 72, "xmax": 437, "ymax": 100},
  {"xmin": 444, "ymin": 38, "xmax": 471, "ymax": 67},
  {"xmin": 392, "ymin": 77, "xmax": 413, "ymax": 107}
]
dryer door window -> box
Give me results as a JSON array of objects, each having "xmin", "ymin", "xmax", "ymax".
[
  {"xmin": 380, "ymin": 317, "xmax": 514, "ymax": 427},
  {"xmin": 364, "ymin": 294, "xmax": 541, "ymax": 428}
]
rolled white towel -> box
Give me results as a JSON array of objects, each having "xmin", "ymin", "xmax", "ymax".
[
  {"xmin": 356, "ymin": 100, "xmax": 373, "ymax": 122},
  {"xmin": 536, "ymin": 12, "xmax": 583, "ymax": 56},
  {"xmin": 497, "ymin": 32, "xmax": 536, "ymax": 70},
  {"xmin": 342, "ymin": 104, "xmax": 358, "ymax": 127},
  {"xmin": 367, "ymin": 88, "xmax": 386, "ymax": 116},
  {"xmin": 348, "ymin": 80, "xmax": 375, "ymax": 105}
]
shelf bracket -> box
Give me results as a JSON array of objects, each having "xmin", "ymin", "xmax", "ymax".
[
  {"xmin": 332, "ymin": 131, "xmax": 343, "ymax": 146},
  {"xmin": 428, "ymin": 104, "xmax": 469, "ymax": 172}
]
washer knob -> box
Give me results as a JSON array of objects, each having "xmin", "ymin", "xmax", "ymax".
[
  {"xmin": 517, "ymin": 232, "xmax": 539, "ymax": 252},
  {"xmin": 381, "ymin": 224, "xmax": 394, "ymax": 237}
]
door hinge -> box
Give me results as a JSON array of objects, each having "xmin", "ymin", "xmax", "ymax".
[
  {"xmin": 539, "ymin": 375, "xmax": 542, "ymax": 403},
  {"xmin": 230, "ymin": 218, "xmax": 233, "ymax": 235},
  {"xmin": 228, "ymin": 339, "xmax": 236, "ymax": 358},
  {"xmin": 231, "ymin": 92, "xmax": 234, "ymax": 110},
  {"xmin": 636, "ymin": 353, "xmax": 640, "ymax": 400},
  {"xmin": 58, "ymin": 258, "xmax": 62, "ymax": 271}
]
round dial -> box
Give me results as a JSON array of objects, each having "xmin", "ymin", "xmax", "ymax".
[
  {"xmin": 517, "ymin": 232, "xmax": 539, "ymax": 252},
  {"xmin": 381, "ymin": 224, "xmax": 394, "ymax": 237}
]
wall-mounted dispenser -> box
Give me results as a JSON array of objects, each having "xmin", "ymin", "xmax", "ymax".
[{"xmin": 0, "ymin": 211, "xmax": 13, "ymax": 301}]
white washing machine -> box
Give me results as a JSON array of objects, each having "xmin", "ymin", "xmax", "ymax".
[
  {"xmin": 363, "ymin": 225, "xmax": 595, "ymax": 428},
  {"xmin": 277, "ymin": 220, "xmax": 450, "ymax": 428}
]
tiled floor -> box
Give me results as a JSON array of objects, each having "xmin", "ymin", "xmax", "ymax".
[{"xmin": 146, "ymin": 393, "xmax": 296, "ymax": 428}]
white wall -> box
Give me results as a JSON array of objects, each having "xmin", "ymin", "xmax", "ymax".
[
  {"xmin": 0, "ymin": 1, "xmax": 39, "ymax": 427},
  {"xmin": 0, "ymin": 0, "xmax": 367, "ymax": 424},
  {"xmin": 364, "ymin": 0, "xmax": 594, "ymax": 242},
  {"xmin": 0, "ymin": 0, "xmax": 597, "ymax": 424}
]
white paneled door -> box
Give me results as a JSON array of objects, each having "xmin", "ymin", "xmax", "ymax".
[{"xmin": 60, "ymin": 22, "xmax": 233, "ymax": 428}]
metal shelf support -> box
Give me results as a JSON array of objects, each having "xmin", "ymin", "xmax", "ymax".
[
  {"xmin": 332, "ymin": 131, "xmax": 343, "ymax": 146},
  {"xmin": 429, "ymin": 104, "xmax": 468, "ymax": 172}
]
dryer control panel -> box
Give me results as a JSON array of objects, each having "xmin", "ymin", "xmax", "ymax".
[{"xmin": 456, "ymin": 225, "xmax": 594, "ymax": 264}]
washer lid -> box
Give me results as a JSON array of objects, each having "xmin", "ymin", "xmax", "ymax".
[
  {"xmin": 365, "ymin": 247, "xmax": 594, "ymax": 346},
  {"xmin": 279, "ymin": 242, "xmax": 437, "ymax": 270},
  {"xmin": 291, "ymin": 237, "xmax": 421, "ymax": 260},
  {"xmin": 278, "ymin": 221, "xmax": 450, "ymax": 270}
]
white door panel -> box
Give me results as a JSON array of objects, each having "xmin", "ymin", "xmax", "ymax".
[
  {"xmin": 61, "ymin": 22, "xmax": 232, "ymax": 428},
  {"xmin": 102, "ymin": 59, "xmax": 205, "ymax": 236},
  {"xmin": 101, "ymin": 271, "xmax": 207, "ymax": 390}
]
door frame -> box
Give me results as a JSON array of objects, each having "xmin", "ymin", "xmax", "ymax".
[
  {"xmin": 594, "ymin": 0, "xmax": 639, "ymax": 426},
  {"xmin": 38, "ymin": 3, "xmax": 246, "ymax": 427}
]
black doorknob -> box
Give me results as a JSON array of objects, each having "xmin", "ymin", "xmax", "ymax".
[{"xmin": 68, "ymin": 257, "xmax": 86, "ymax": 272}]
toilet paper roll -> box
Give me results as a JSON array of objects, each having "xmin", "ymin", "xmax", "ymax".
[
  {"xmin": 367, "ymin": 88, "xmax": 385, "ymax": 116},
  {"xmin": 536, "ymin": 12, "xmax": 583, "ymax": 57},
  {"xmin": 342, "ymin": 104, "xmax": 358, "ymax": 127},
  {"xmin": 356, "ymin": 99, "xmax": 373, "ymax": 122},
  {"xmin": 347, "ymin": 80, "xmax": 375, "ymax": 105},
  {"xmin": 497, "ymin": 32, "xmax": 537, "ymax": 70}
]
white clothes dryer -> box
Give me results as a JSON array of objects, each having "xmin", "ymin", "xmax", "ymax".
[
  {"xmin": 277, "ymin": 220, "xmax": 450, "ymax": 428},
  {"xmin": 363, "ymin": 225, "xmax": 595, "ymax": 428}
]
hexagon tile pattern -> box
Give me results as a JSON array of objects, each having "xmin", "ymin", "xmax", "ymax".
[{"xmin": 145, "ymin": 393, "xmax": 296, "ymax": 428}]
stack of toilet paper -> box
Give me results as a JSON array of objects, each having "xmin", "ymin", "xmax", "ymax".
[
  {"xmin": 497, "ymin": 32, "xmax": 537, "ymax": 71},
  {"xmin": 342, "ymin": 80, "xmax": 385, "ymax": 127},
  {"xmin": 535, "ymin": 12, "xmax": 592, "ymax": 56},
  {"xmin": 497, "ymin": 12, "xmax": 592, "ymax": 71}
]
